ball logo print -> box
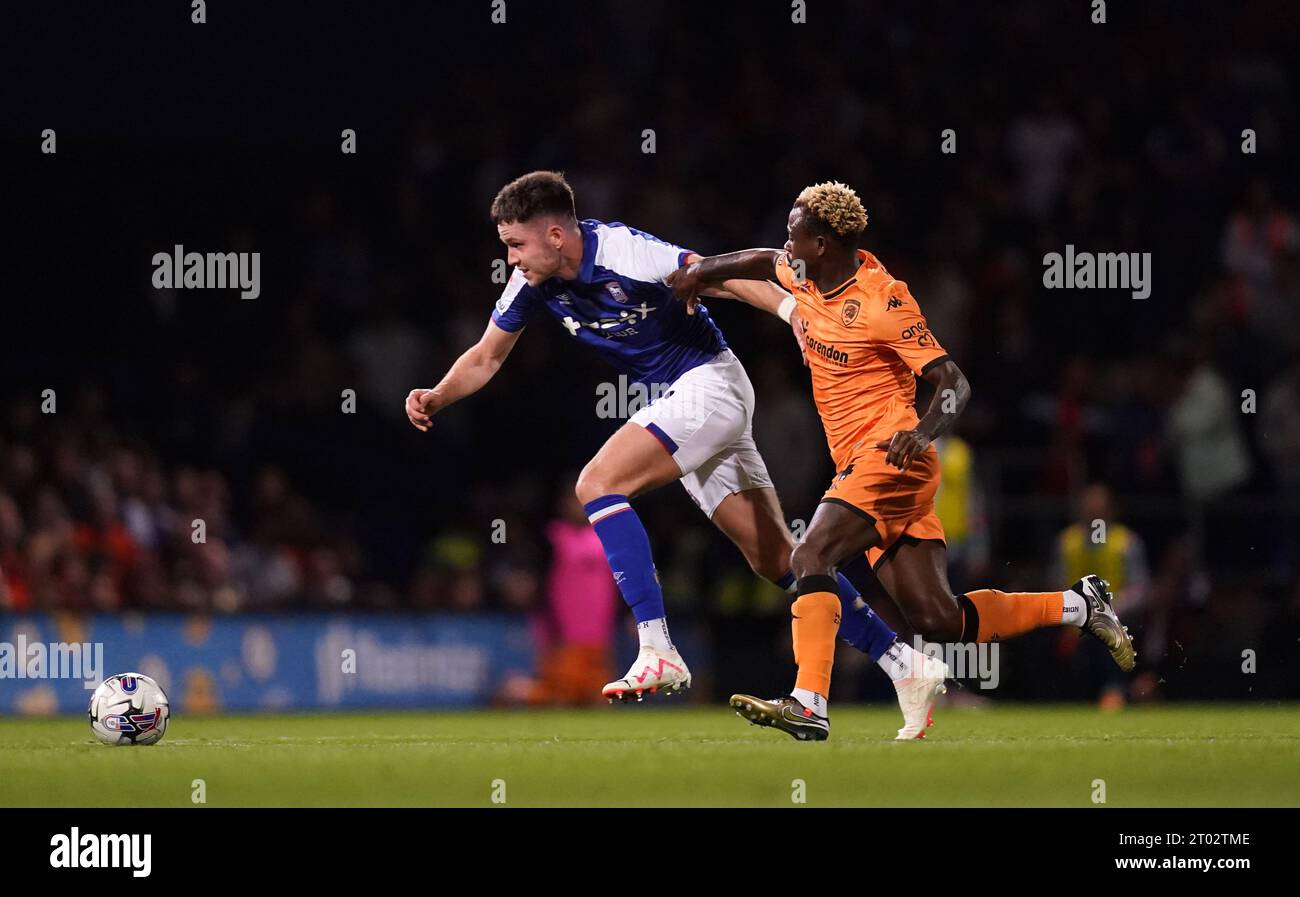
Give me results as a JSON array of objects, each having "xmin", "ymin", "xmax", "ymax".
[{"xmin": 88, "ymin": 673, "xmax": 170, "ymax": 746}]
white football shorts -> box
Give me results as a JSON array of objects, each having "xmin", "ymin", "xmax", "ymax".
[{"xmin": 629, "ymin": 349, "xmax": 775, "ymax": 517}]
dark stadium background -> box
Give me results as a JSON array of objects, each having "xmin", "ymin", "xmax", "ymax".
[{"xmin": 2, "ymin": 0, "xmax": 1297, "ymax": 709}]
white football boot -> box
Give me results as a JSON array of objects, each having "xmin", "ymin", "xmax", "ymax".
[
  {"xmin": 602, "ymin": 646, "xmax": 691, "ymax": 702},
  {"xmin": 893, "ymin": 653, "xmax": 949, "ymax": 740}
]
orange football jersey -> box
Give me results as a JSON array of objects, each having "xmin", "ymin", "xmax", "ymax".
[{"xmin": 774, "ymin": 249, "xmax": 950, "ymax": 469}]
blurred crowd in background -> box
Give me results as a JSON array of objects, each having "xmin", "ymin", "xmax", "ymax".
[{"xmin": 3, "ymin": 2, "xmax": 1298, "ymax": 702}]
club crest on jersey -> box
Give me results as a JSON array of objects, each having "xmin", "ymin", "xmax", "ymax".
[
  {"xmin": 841, "ymin": 298, "xmax": 861, "ymax": 326},
  {"xmin": 604, "ymin": 281, "xmax": 631, "ymax": 304}
]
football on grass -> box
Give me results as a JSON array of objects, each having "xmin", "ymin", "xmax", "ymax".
[{"xmin": 88, "ymin": 673, "xmax": 170, "ymax": 746}]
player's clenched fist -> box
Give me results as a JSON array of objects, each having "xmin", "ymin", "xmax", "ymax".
[
  {"xmin": 405, "ymin": 388, "xmax": 437, "ymax": 432},
  {"xmin": 665, "ymin": 263, "xmax": 704, "ymax": 315},
  {"xmin": 874, "ymin": 429, "xmax": 929, "ymax": 470}
]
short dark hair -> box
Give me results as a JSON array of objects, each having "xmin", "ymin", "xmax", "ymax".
[{"xmin": 490, "ymin": 171, "xmax": 577, "ymax": 225}]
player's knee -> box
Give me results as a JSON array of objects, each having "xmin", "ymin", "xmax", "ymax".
[
  {"xmin": 910, "ymin": 601, "xmax": 963, "ymax": 642},
  {"xmin": 789, "ymin": 541, "xmax": 833, "ymax": 580},
  {"xmin": 573, "ymin": 465, "xmax": 607, "ymax": 505}
]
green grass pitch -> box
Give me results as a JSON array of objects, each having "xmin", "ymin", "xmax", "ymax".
[{"xmin": 2, "ymin": 704, "xmax": 1297, "ymax": 807}]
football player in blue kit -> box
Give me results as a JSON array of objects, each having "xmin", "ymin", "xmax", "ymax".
[{"xmin": 405, "ymin": 171, "xmax": 937, "ymax": 735}]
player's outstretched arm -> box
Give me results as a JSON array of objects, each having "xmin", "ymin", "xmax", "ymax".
[
  {"xmin": 718, "ymin": 278, "xmax": 809, "ymax": 366},
  {"xmin": 405, "ymin": 320, "xmax": 521, "ymax": 432},
  {"xmin": 668, "ymin": 250, "xmax": 807, "ymax": 363},
  {"xmin": 715, "ymin": 278, "xmax": 790, "ymax": 316},
  {"xmin": 666, "ymin": 249, "xmax": 783, "ymax": 312},
  {"xmin": 677, "ymin": 253, "xmax": 739, "ymax": 301}
]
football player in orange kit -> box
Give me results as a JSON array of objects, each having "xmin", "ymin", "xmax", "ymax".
[{"xmin": 669, "ymin": 182, "xmax": 1135, "ymax": 740}]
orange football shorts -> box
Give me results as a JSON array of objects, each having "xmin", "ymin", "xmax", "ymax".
[{"xmin": 820, "ymin": 444, "xmax": 946, "ymax": 567}]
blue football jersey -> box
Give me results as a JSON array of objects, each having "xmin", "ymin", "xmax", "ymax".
[{"xmin": 490, "ymin": 219, "xmax": 727, "ymax": 387}]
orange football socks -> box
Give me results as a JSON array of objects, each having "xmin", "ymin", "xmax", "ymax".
[
  {"xmin": 792, "ymin": 577, "xmax": 842, "ymax": 697},
  {"xmin": 958, "ymin": 589, "xmax": 1065, "ymax": 642}
]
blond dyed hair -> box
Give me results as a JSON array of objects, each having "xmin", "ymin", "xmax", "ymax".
[{"xmin": 795, "ymin": 181, "xmax": 868, "ymax": 240}]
